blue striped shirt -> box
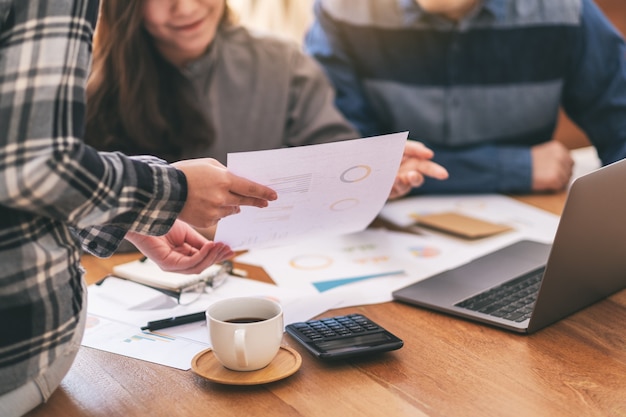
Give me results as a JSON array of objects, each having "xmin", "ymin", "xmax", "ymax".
[
  {"xmin": 0, "ymin": 0, "xmax": 186, "ymax": 394},
  {"xmin": 306, "ymin": 0, "xmax": 626, "ymax": 193}
]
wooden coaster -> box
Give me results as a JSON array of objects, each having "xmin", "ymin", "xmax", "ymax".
[{"xmin": 191, "ymin": 345, "xmax": 302, "ymax": 385}]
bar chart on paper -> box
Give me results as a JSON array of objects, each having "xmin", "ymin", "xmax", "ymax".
[{"xmin": 82, "ymin": 315, "xmax": 206, "ymax": 370}]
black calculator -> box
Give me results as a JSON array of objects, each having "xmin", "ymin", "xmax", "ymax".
[{"xmin": 285, "ymin": 314, "xmax": 404, "ymax": 360}]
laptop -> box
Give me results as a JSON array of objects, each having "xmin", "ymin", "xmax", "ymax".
[{"xmin": 392, "ymin": 158, "xmax": 626, "ymax": 334}]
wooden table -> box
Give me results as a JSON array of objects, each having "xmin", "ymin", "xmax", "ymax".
[{"xmin": 26, "ymin": 193, "xmax": 626, "ymax": 417}]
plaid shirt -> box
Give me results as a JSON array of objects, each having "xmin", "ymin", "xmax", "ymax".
[{"xmin": 0, "ymin": 0, "xmax": 187, "ymax": 394}]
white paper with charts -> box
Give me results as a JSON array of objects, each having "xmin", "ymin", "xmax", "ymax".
[{"xmin": 215, "ymin": 132, "xmax": 408, "ymax": 250}]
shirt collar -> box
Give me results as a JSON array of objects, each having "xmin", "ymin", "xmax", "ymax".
[{"xmin": 398, "ymin": 0, "xmax": 508, "ymax": 24}]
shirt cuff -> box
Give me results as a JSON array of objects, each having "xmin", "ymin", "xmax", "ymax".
[{"xmin": 497, "ymin": 147, "xmax": 532, "ymax": 193}]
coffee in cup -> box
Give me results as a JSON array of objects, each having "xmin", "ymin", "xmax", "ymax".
[{"xmin": 206, "ymin": 297, "xmax": 283, "ymax": 371}]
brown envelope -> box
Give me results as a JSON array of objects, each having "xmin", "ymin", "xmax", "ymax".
[{"xmin": 413, "ymin": 211, "xmax": 513, "ymax": 239}]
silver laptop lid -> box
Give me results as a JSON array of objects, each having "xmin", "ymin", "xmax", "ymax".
[{"xmin": 528, "ymin": 158, "xmax": 626, "ymax": 332}]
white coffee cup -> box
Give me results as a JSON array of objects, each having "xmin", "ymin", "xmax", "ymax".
[{"xmin": 206, "ymin": 297, "xmax": 284, "ymax": 371}]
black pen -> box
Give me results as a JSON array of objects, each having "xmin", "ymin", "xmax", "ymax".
[{"xmin": 141, "ymin": 311, "xmax": 206, "ymax": 331}]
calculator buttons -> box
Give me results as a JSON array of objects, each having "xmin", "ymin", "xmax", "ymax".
[
  {"xmin": 293, "ymin": 314, "xmax": 380, "ymax": 341},
  {"xmin": 285, "ymin": 313, "xmax": 404, "ymax": 360}
]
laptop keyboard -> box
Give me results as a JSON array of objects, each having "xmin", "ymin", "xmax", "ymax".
[{"xmin": 454, "ymin": 267, "xmax": 545, "ymax": 322}]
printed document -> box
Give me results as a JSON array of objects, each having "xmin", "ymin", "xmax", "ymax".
[{"xmin": 214, "ymin": 132, "xmax": 408, "ymax": 250}]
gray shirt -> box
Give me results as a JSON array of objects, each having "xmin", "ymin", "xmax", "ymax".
[{"xmin": 177, "ymin": 25, "xmax": 359, "ymax": 164}]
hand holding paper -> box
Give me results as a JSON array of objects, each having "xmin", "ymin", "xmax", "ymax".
[
  {"xmin": 215, "ymin": 133, "xmax": 409, "ymax": 250},
  {"xmin": 390, "ymin": 140, "xmax": 449, "ymax": 199}
]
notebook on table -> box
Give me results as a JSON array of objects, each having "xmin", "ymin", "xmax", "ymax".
[
  {"xmin": 112, "ymin": 258, "xmax": 225, "ymax": 292},
  {"xmin": 392, "ymin": 158, "xmax": 626, "ymax": 334}
]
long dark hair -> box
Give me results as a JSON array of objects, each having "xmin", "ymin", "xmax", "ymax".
[{"xmin": 86, "ymin": 0, "xmax": 233, "ymax": 161}]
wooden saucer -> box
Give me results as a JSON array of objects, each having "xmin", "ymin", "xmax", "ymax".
[{"xmin": 191, "ymin": 346, "xmax": 302, "ymax": 385}]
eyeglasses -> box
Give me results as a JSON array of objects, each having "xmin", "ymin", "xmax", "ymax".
[
  {"xmin": 101, "ymin": 261, "xmax": 233, "ymax": 305},
  {"xmin": 157, "ymin": 261, "xmax": 233, "ymax": 305}
]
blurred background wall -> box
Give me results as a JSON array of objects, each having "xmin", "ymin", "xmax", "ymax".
[{"xmin": 228, "ymin": 0, "xmax": 314, "ymax": 45}]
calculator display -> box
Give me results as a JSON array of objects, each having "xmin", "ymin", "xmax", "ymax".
[{"xmin": 285, "ymin": 314, "xmax": 403, "ymax": 360}]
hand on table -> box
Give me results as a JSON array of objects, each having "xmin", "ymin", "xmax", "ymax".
[{"xmin": 531, "ymin": 140, "xmax": 574, "ymax": 192}]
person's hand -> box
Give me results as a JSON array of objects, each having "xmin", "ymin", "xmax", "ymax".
[
  {"xmin": 389, "ymin": 140, "xmax": 449, "ymax": 199},
  {"xmin": 125, "ymin": 220, "xmax": 234, "ymax": 274},
  {"xmin": 194, "ymin": 224, "xmax": 217, "ymax": 240},
  {"xmin": 173, "ymin": 158, "xmax": 277, "ymax": 228},
  {"xmin": 531, "ymin": 141, "xmax": 574, "ymax": 192}
]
